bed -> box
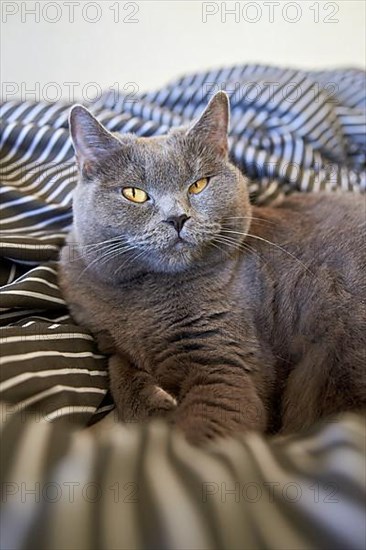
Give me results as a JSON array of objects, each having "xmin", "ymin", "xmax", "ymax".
[{"xmin": 1, "ymin": 64, "xmax": 365, "ymax": 549}]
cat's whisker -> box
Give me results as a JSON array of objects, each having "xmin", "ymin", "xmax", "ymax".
[
  {"xmin": 210, "ymin": 239, "xmax": 233, "ymax": 259},
  {"xmin": 213, "ymin": 234, "xmax": 270, "ymax": 268},
  {"xmin": 67, "ymin": 240, "xmax": 131, "ymax": 263},
  {"xmin": 220, "ymin": 230, "xmax": 284, "ymax": 260},
  {"xmin": 221, "ymin": 229, "xmax": 314, "ymax": 275},
  {"xmin": 215, "ymin": 235, "xmax": 254, "ymax": 254},
  {"xmin": 213, "ymin": 235, "xmax": 241, "ymax": 250},
  {"xmin": 98, "ymin": 247, "xmax": 135, "ymax": 267},
  {"xmin": 214, "ymin": 237, "xmax": 251, "ymax": 258},
  {"xmin": 69, "ymin": 246, "xmax": 132, "ymax": 265},
  {"xmin": 113, "ymin": 247, "xmax": 148, "ymax": 277},
  {"xmin": 78, "ymin": 236, "xmax": 126, "ymax": 251},
  {"xmin": 100, "ymin": 245, "xmax": 139, "ymax": 264},
  {"xmin": 76, "ymin": 244, "xmax": 139, "ymax": 281},
  {"xmin": 223, "ymin": 220, "xmax": 275, "ymax": 230},
  {"xmin": 223, "ymin": 216, "xmax": 275, "ymax": 225}
]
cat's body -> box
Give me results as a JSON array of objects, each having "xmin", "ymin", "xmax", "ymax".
[{"xmin": 59, "ymin": 93, "xmax": 366, "ymax": 443}]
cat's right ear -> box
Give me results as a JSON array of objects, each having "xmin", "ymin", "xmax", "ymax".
[{"xmin": 69, "ymin": 105, "xmax": 121, "ymax": 174}]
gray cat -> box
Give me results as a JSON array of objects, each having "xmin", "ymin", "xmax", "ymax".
[{"xmin": 59, "ymin": 92, "xmax": 366, "ymax": 444}]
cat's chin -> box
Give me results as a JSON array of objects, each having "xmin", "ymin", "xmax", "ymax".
[
  {"xmin": 139, "ymin": 241, "xmax": 201, "ymax": 274},
  {"xmin": 147, "ymin": 240, "xmax": 228, "ymax": 274},
  {"xmin": 155, "ymin": 250, "xmax": 197, "ymax": 273}
]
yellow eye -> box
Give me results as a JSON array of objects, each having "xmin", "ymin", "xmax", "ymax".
[
  {"xmin": 122, "ymin": 187, "xmax": 149, "ymax": 203},
  {"xmin": 189, "ymin": 177, "xmax": 208, "ymax": 195}
]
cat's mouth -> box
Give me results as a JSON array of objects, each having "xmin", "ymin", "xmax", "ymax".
[
  {"xmin": 144, "ymin": 236, "xmax": 203, "ymax": 273},
  {"xmin": 169, "ymin": 235, "xmax": 195, "ymax": 251},
  {"xmin": 172, "ymin": 236, "xmax": 190, "ymax": 250}
]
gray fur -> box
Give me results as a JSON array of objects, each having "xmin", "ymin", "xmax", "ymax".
[{"xmin": 60, "ymin": 92, "xmax": 366, "ymax": 444}]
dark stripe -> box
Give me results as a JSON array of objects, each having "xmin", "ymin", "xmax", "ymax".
[{"xmin": 166, "ymin": 328, "xmax": 220, "ymax": 343}]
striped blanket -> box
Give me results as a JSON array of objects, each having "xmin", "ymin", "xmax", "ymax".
[
  {"xmin": 1, "ymin": 64, "xmax": 365, "ymax": 426},
  {"xmin": 1, "ymin": 406, "xmax": 365, "ymax": 550}
]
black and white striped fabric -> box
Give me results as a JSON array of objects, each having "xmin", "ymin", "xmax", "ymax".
[
  {"xmin": 1, "ymin": 64, "xmax": 365, "ymax": 425},
  {"xmin": 1, "ymin": 406, "xmax": 365, "ymax": 550}
]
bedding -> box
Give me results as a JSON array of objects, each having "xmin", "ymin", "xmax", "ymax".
[
  {"xmin": 1, "ymin": 404, "xmax": 365, "ymax": 549},
  {"xmin": 1, "ymin": 64, "xmax": 365, "ymax": 426}
]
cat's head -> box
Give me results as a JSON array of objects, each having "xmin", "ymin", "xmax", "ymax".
[{"xmin": 69, "ymin": 92, "xmax": 251, "ymax": 277}]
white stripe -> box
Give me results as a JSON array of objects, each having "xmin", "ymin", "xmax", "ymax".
[
  {"xmin": 0, "ymin": 308, "xmax": 45, "ymax": 320},
  {"xmin": 34, "ymin": 128, "xmax": 69, "ymax": 165},
  {"xmin": 3, "ymin": 128, "xmax": 66, "ymax": 180},
  {"xmin": 1, "ymin": 203, "xmax": 66, "ymax": 225},
  {"xmin": 16, "ymin": 313, "xmax": 70, "ymax": 324},
  {"xmin": 0, "ymin": 195, "xmax": 35, "ymax": 210},
  {"xmin": 54, "ymin": 314, "xmax": 71, "ymax": 322},
  {"xmin": 17, "ymin": 385, "xmax": 106, "ymax": 410},
  {"xmin": 61, "ymin": 187, "xmax": 76, "ymax": 208},
  {"xmin": 0, "ymin": 332, "xmax": 93, "ymax": 344},
  {"xmin": 24, "ymin": 232, "xmax": 66, "ymax": 240},
  {"xmin": 0, "ymin": 242, "xmax": 59, "ymax": 251},
  {"xmin": 22, "ymin": 101, "xmax": 48, "ymax": 124},
  {"xmin": 95, "ymin": 404, "xmax": 115, "ymax": 415},
  {"xmin": 47, "ymin": 136, "xmax": 74, "ymax": 164},
  {"xmin": 26, "ymin": 265, "xmax": 57, "ymax": 275},
  {"xmin": 6, "ymin": 263, "xmax": 16, "ymax": 284},
  {"xmin": 0, "ymin": 212, "xmax": 71, "ymax": 233},
  {"xmin": 37, "ymin": 232, "xmax": 67, "ymax": 239},
  {"xmin": 2, "ymin": 276, "xmax": 59, "ymax": 291},
  {"xmin": 46, "ymin": 177, "xmax": 74, "ymax": 203},
  {"xmin": 53, "ymin": 110, "xmax": 70, "ymax": 130},
  {"xmin": 0, "ymin": 350, "xmax": 105, "ymax": 365},
  {"xmin": 0, "ymin": 226, "xmax": 66, "ymax": 241},
  {"xmin": 1, "ymin": 265, "xmax": 57, "ymax": 288},
  {"xmin": 6, "ymin": 101, "xmax": 33, "ymax": 123},
  {"xmin": 1, "ymin": 126, "xmax": 49, "ymax": 175},
  {"xmin": 38, "ymin": 103, "xmax": 66, "ymax": 125},
  {"xmin": 0, "ymin": 121, "xmax": 21, "ymax": 151},
  {"xmin": 0, "ymin": 101, "xmax": 18, "ymax": 118},
  {"xmin": 43, "ymin": 405, "xmax": 100, "ymax": 421},
  {"xmin": 1, "ymin": 124, "xmax": 35, "ymax": 165},
  {"xmin": 10, "ymin": 161, "xmax": 74, "ymax": 195},
  {"xmin": 0, "ymin": 410, "xmax": 53, "ymax": 549},
  {"xmin": 1, "ymin": 368, "xmax": 108, "ymax": 392}
]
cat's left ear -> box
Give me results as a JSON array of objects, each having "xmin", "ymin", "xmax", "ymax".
[{"xmin": 186, "ymin": 91, "xmax": 230, "ymax": 158}]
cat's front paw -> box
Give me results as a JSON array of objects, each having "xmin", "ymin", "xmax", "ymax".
[
  {"xmin": 114, "ymin": 384, "xmax": 177, "ymax": 423},
  {"xmin": 143, "ymin": 385, "xmax": 178, "ymax": 417},
  {"xmin": 176, "ymin": 419, "xmax": 227, "ymax": 446},
  {"xmin": 109, "ymin": 354, "xmax": 178, "ymax": 422}
]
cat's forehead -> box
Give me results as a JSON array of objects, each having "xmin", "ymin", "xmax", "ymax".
[
  {"xmin": 119, "ymin": 132, "xmax": 195, "ymax": 180},
  {"xmin": 129, "ymin": 131, "xmax": 186, "ymax": 159},
  {"xmin": 102, "ymin": 129, "xmax": 221, "ymax": 189}
]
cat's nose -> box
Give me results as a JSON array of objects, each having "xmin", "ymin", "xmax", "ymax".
[{"xmin": 164, "ymin": 214, "xmax": 190, "ymax": 234}]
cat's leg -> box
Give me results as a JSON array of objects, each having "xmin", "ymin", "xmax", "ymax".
[
  {"xmin": 172, "ymin": 366, "xmax": 268, "ymax": 445},
  {"xmin": 95, "ymin": 331, "xmax": 116, "ymax": 354},
  {"xmin": 109, "ymin": 354, "xmax": 177, "ymax": 422}
]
